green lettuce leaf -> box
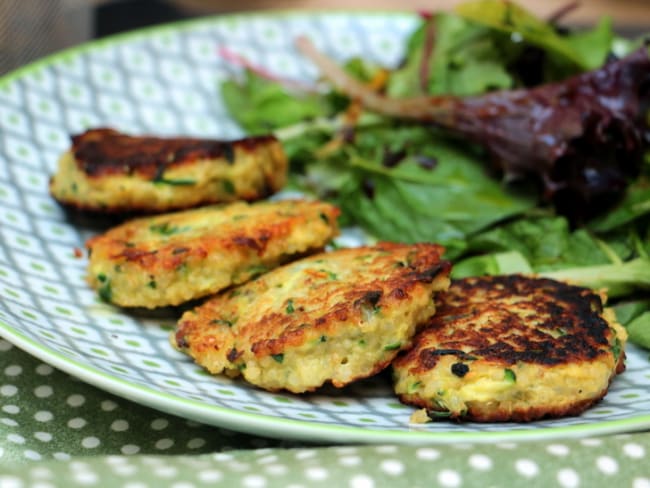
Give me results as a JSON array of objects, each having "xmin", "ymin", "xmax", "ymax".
[
  {"xmin": 220, "ymin": 70, "xmax": 333, "ymax": 134},
  {"xmin": 455, "ymin": 0, "xmax": 613, "ymax": 70}
]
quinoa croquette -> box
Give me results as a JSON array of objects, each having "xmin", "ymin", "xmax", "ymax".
[
  {"xmin": 392, "ymin": 275, "xmax": 627, "ymax": 422},
  {"xmin": 174, "ymin": 242, "xmax": 452, "ymax": 393},
  {"xmin": 85, "ymin": 199, "xmax": 340, "ymax": 308},
  {"xmin": 49, "ymin": 128, "xmax": 287, "ymax": 213}
]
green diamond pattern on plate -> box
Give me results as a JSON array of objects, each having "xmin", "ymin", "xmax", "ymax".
[{"xmin": 0, "ymin": 12, "xmax": 649, "ymax": 445}]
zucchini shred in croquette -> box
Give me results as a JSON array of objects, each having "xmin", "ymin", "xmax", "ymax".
[
  {"xmin": 85, "ymin": 199, "xmax": 340, "ymax": 308},
  {"xmin": 174, "ymin": 242, "xmax": 452, "ymax": 393},
  {"xmin": 49, "ymin": 128, "xmax": 288, "ymax": 213},
  {"xmin": 392, "ymin": 275, "xmax": 627, "ymax": 422}
]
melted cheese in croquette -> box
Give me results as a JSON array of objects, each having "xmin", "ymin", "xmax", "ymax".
[
  {"xmin": 174, "ymin": 242, "xmax": 451, "ymax": 393},
  {"xmin": 49, "ymin": 128, "xmax": 288, "ymax": 213},
  {"xmin": 85, "ymin": 199, "xmax": 340, "ymax": 308},
  {"xmin": 392, "ymin": 275, "xmax": 627, "ymax": 422}
]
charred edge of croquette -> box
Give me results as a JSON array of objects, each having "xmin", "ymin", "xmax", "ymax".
[
  {"xmin": 428, "ymin": 275, "xmax": 615, "ymax": 367},
  {"xmin": 71, "ymin": 128, "xmax": 280, "ymax": 178}
]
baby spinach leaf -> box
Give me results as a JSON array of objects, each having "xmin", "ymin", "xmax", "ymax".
[
  {"xmin": 387, "ymin": 12, "xmax": 514, "ymax": 98},
  {"xmin": 626, "ymin": 312, "xmax": 650, "ymax": 350},
  {"xmin": 455, "ymin": 0, "xmax": 601, "ymax": 69},
  {"xmin": 452, "ymin": 250, "xmax": 533, "ymax": 278},
  {"xmin": 220, "ymin": 70, "xmax": 333, "ymax": 134},
  {"xmin": 588, "ymin": 179, "xmax": 650, "ymax": 232},
  {"xmin": 541, "ymin": 258, "xmax": 650, "ymax": 299}
]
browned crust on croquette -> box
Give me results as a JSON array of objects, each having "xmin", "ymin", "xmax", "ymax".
[
  {"xmin": 85, "ymin": 199, "xmax": 340, "ymax": 308},
  {"xmin": 49, "ymin": 128, "xmax": 288, "ymax": 213},
  {"xmin": 175, "ymin": 242, "xmax": 452, "ymax": 392},
  {"xmin": 392, "ymin": 275, "xmax": 626, "ymax": 422},
  {"xmin": 404, "ymin": 275, "xmax": 616, "ymax": 371},
  {"xmin": 244, "ymin": 250, "xmax": 451, "ymax": 360},
  {"xmin": 71, "ymin": 128, "xmax": 279, "ymax": 178}
]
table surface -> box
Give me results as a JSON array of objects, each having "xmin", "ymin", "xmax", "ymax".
[
  {"xmin": 1, "ymin": 2, "xmax": 650, "ymax": 486},
  {"xmin": 2, "ymin": 338, "xmax": 650, "ymax": 487}
]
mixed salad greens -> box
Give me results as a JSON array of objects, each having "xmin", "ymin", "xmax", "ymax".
[{"xmin": 219, "ymin": 1, "xmax": 650, "ymax": 349}]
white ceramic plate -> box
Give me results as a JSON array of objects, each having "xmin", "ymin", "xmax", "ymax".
[{"xmin": 1, "ymin": 11, "xmax": 649, "ymax": 445}]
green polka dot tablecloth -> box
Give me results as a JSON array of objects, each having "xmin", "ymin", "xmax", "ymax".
[
  {"xmin": 2, "ymin": 339, "xmax": 650, "ymax": 487},
  {"xmin": 1, "ymin": 9, "xmax": 650, "ymax": 488},
  {"xmin": 1, "ymin": 339, "xmax": 649, "ymax": 487}
]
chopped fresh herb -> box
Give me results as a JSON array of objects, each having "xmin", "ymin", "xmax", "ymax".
[
  {"xmin": 428, "ymin": 410, "xmax": 453, "ymax": 418},
  {"xmin": 504, "ymin": 368, "xmax": 517, "ymax": 383},
  {"xmin": 612, "ymin": 337, "xmax": 622, "ymax": 362},
  {"xmin": 97, "ymin": 273, "xmax": 107, "ymax": 283},
  {"xmin": 149, "ymin": 222, "xmax": 188, "ymax": 235},
  {"xmin": 246, "ymin": 264, "xmax": 270, "ymax": 277},
  {"xmin": 358, "ymin": 339, "xmax": 367, "ymax": 346},
  {"xmin": 147, "ymin": 279, "xmax": 157, "ymax": 289},
  {"xmin": 98, "ymin": 279, "xmax": 112, "ymax": 303},
  {"xmin": 320, "ymin": 269, "xmax": 338, "ymax": 280},
  {"xmin": 222, "ymin": 179, "xmax": 236, "ymax": 194},
  {"xmin": 319, "ymin": 212, "xmax": 330, "ymax": 224},
  {"xmin": 271, "ymin": 353, "xmax": 284, "ymax": 363},
  {"xmin": 223, "ymin": 143, "xmax": 235, "ymax": 163},
  {"xmin": 408, "ymin": 381, "xmax": 422, "ymax": 394},
  {"xmin": 383, "ymin": 342, "xmax": 401, "ymax": 351},
  {"xmin": 320, "ymin": 335, "xmax": 327, "ymax": 342},
  {"xmin": 211, "ymin": 318, "xmax": 234, "ymax": 327},
  {"xmin": 286, "ymin": 299, "xmax": 295, "ymax": 314},
  {"xmin": 152, "ymin": 176, "xmax": 197, "ymax": 186}
]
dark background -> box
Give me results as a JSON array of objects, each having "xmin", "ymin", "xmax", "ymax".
[{"xmin": 1, "ymin": 0, "xmax": 648, "ymax": 75}]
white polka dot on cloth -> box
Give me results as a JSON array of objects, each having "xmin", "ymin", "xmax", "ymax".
[
  {"xmin": 633, "ymin": 478, "xmax": 650, "ymax": 488},
  {"xmin": 4, "ymin": 365, "xmax": 22, "ymax": 376},
  {"xmin": 349, "ymin": 474, "xmax": 375, "ymax": 488},
  {"xmin": 468, "ymin": 454, "xmax": 492, "ymax": 471},
  {"xmin": 150, "ymin": 418, "xmax": 169, "ymax": 431},
  {"xmin": 81, "ymin": 437, "xmax": 101, "ymax": 449},
  {"xmin": 33, "ymin": 411, "xmax": 53, "ymax": 422},
  {"xmin": 1, "ymin": 384, "xmax": 18, "ymax": 396},
  {"xmin": 155, "ymin": 438, "xmax": 174, "ymax": 450},
  {"xmin": 110, "ymin": 419, "xmax": 129, "ymax": 432},
  {"xmin": 66, "ymin": 394, "xmax": 86, "ymax": 407},
  {"xmin": 416, "ymin": 447, "xmax": 440, "ymax": 460},
  {"xmin": 97, "ymin": 399, "xmax": 117, "ymax": 411},
  {"xmin": 438, "ymin": 469, "xmax": 462, "ymax": 487},
  {"xmin": 33, "ymin": 385, "xmax": 53, "ymax": 398},
  {"xmin": 515, "ymin": 459, "xmax": 539, "ymax": 478},
  {"xmin": 121, "ymin": 444, "xmax": 141, "ymax": 455},
  {"xmin": 33, "ymin": 432, "xmax": 52, "ymax": 442},
  {"xmin": 624, "ymin": 443, "xmax": 646, "ymax": 459},
  {"xmin": 197, "ymin": 470, "xmax": 223, "ymax": 482},
  {"xmin": 264, "ymin": 464, "xmax": 288, "ymax": 476},
  {"xmin": 242, "ymin": 474, "xmax": 267, "ymax": 488},
  {"xmin": 35, "ymin": 364, "xmax": 53, "ymax": 376},
  {"xmin": 67, "ymin": 417, "xmax": 87, "ymax": 429},
  {"xmin": 557, "ymin": 468, "xmax": 580, "ymax": 488},
  {"xmin": 380, "ymin": 459, "xmax": 405, "ymax": 476},
  {"xmin": 187, "ymin": 438, "xmax": 206, "ymax": 449},
  {"xmin": 339, "ymin": 455, "xmax": 362, "ymax": 467},
  {"xmin": 596, "ymin": 455, "xmax": 619, "ymax": 475},
  {"xmin": 547, "ymin": 444, "xmax": 570, "ymax": 456},
  {"xmin": 2, "ymin": 405, "xmax": 19, "ymax": 414}
]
